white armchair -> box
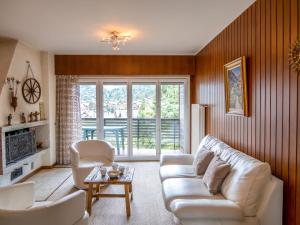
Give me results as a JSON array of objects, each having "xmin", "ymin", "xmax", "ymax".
[
  {"xmin": 0, "ymin": 182, "xmax": 89, "ymax": 225},
  {"xmin": 70, "ymin": 140, "xmax": 115, "ymax": 189}
]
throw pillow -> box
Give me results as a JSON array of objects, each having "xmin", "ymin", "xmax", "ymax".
[
  {"xmin": 203, "ymin": 156, "xmax": 231, "ymax": 194},
  {"xmin": 194, "ymin": 149, "xmax": 214, "ymax": 175},
  {"xmin": 193, "ymin": 146, "xmax": 210, "ymax": 166}
]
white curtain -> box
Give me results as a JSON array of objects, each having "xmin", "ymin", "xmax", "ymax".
[{"xmin": 56, "ymin": 75, "xmax": 81, "ymax": 165}]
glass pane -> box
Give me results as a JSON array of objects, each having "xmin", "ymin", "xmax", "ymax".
[
  {"xmin": 80, "ymin": 84, "xmax": 97, "ymax": 140},
  {"xmin": 103, "ymin": 84, "xmax": 128, "ymax": 156},
  {"xmin": 160, "ymin": 83, "xmax": 183, "ymax": 153},
  {"xmin": 132, "ymin": 84, "xmax": 156, "ymax": 156}
]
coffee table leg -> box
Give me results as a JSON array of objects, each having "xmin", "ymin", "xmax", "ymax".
[
  {"xmin": 87, "ymin": 183, "xmax": 93, "ymax": 215},
  {"xmin": 124, "ymin": 184, "xmax": 131, "ymax": 216},
  {"xmin": 96, "ymin": 184, "xmax": 100, "ymax": 200},
  {"xmin": 129, "ymin": 183, "xmax": 133, "ymax": 200}
]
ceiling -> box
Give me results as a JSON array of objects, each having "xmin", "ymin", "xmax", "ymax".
[{"xmin": 0, "ymin": 0, "xmax": 255, "ymax": 55}]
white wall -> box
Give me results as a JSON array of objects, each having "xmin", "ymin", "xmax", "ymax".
[
  {"xmin": 0, "ymin": 42, "xmax": 56, "ymax": 166},
  {"xmin": 41, "ymin": 52, "xmax": 56, "ymax": 165},
  {"xmin": 0, "ymin": 42, "xmax": 43, "ymax": 126}
]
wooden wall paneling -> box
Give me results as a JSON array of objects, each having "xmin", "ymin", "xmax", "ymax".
[
  {"xmin": 193, "ymin": 0, "xmax": 299, "ymax": 224},
  {"xmin": 289, "ymin": 0, "xmax": 298, "ymax": 224},
  {"xmin": 270, "ymin": 0, "xmax": 277, "ymax": 173},
  {"xmin": 55, "ymin": 55, "xmax": 195, "ymax": 76},
  {"xmin": 255, "ymin": 0, "xmax": 261, "ymax": 159},
  {"xmin": 260, "ymin": 0, "xmax": 266, "ymax": 162},
  {"xmin": 297, "ymin": 1, "xmax": 300, "ymax": 224},
  {"xmin": 244, "ymin": 8, "xmax": 248, "ymax": 154},
  {"xmin": 234, "ymin": 20, "xmax": 238, "ymax": 149},
  {"xmin": 243, "ymin": 11, "xmax": 247, "ymax": 153},
  {"xmin": 247, "ymin": 7, "xmax": 252, "ymax": 155},
  {"xmin": 282, "ymin": 0, "xmax": 291, "ymax": 224},
  {"xmin": 224, "ymin": 27, "xmax": 228, "ymax": 142},
  {"xmin": 251, "ymin": 4, "xmax": 256, "ymax": 158},
  {"xmin": 265, "ymin": 0, "xmax": 271, "ymax": 165},
  {"xmin": 238, "ymin": 16, "xmax": 242, "ymax": 151},
  {"xmin": 243, "ymin": 11, "xmax": 248, "ymax": 152},
  {"xmin": 276, "ymin": 0, "xmax": 283, "ymax": 178}
]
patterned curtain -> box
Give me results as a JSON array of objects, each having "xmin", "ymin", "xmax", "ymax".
[{"xmin": 56, "ymin": 75, "xmax": 81, "ymax": 165}]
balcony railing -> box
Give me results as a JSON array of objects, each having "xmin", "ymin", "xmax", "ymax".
[{"xmin": 81, "ymin": 118, "xmax": 180, "ymax": 152}]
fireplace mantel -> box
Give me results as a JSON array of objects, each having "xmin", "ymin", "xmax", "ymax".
[
  {"xmin": 0, "ymin": 120, "xmax": 50, "ymax": 185},
  {"xmin": 1, "ymin": 120, "xmax": 48, "ymax": 132}
]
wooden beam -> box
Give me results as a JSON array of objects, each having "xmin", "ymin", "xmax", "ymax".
[{"xmin": 55, "ymin": 55, "xmax": 195, "ymax": 75}]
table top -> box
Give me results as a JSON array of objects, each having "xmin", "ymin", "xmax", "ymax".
[{"xmin": 84, "ymin": 167, "xmax": 135, "ymax": 184}]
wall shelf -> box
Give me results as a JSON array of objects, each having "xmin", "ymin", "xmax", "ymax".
[{"xmin": 0, "ymin": 120, "xmax": 48, "ymax": 133}]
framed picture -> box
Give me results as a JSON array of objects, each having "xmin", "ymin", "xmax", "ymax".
[{"xmin": 224, "ymin": 56, "xmax": 248, "ymax": 116}]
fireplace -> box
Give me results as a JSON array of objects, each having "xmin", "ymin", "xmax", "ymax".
[{"xmin": 5, "ymin": 128, "xmax": 37, "ymax": 166}]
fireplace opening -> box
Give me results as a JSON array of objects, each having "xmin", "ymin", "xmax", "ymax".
[{"xmin": 5, "ymin": 128, "xmax": 37, "ymax": 166}]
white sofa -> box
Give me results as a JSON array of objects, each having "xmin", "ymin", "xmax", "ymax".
[
  {"xmin": 70, "ymin": 140, "xmax": 115, "ymax": 189},
  {"xmin": 0, "ymin": 182, "xmax": 89, "ymax": 225},
  {"xmin": 160, "ymin": 135, "xmax": 283, "ymax": 225}
]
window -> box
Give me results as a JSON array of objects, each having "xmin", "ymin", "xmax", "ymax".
[{"xmin": 79, "ymin": 77, "xmax": 189, "ymax": 160}]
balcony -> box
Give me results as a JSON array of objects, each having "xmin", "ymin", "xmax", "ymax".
[{"xmin": 81, "ymin": 118, "xmax": 181, "ymax": 156}]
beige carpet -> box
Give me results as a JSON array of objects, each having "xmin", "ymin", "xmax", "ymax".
[
  {"xmin": 27, "ymin": 168, "xmax": 72, "ymax": 201},
  {"xmin": 27, "ymin": 162, "xmax": 175, "ymax": 225}
]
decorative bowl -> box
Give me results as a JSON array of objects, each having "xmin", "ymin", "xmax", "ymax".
[{"xmin": 108, "ymin": 170, "xmax": 120, "ymax": 179}]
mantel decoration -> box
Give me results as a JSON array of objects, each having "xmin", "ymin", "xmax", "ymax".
[
  {"xmin": 101, "ymin": 31, "xmax": 132, "ymax": 50},
  {"xmin": 22, "ymin": 61, "xmax": 41, "ymax": 104},
  {"xmin": 224, "ymin": 56, "xmax": 249, "ymax": 116},
  {"xmin": 289, "ymin": 39, "xmax": 300, "ymax": 74},
  {"xmin": 6, "ymin": 77, "xmax": 21, "ymax": 111}
]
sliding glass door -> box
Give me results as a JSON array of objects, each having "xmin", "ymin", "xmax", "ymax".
[
  {"xmin": 160, "ymin": 83, "xmax": 185, "ymax": 154},
  {"xmin": 132, "ymin": 83, "xmax": 157, "ymax": 157},
  {"xmin": 79, "ymin": 78, "xmax": 189, "ymax": 160},
  {"xmin": 103, "ymin": 84, "xmax": 128, "ymax": 156}
]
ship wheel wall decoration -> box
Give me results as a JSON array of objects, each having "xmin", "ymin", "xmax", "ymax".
[
  {"xmin": 22, "ymin": 61, "xmax": 41, "ymax": 104},
  {"xmin": 289, "ymin": 39, "xmax": 300, "ymax": 74}
]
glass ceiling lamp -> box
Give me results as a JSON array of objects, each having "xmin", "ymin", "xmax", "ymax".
[{"xmin": 101, "ymin": 31, "xmax": 132, "ymax": 50}]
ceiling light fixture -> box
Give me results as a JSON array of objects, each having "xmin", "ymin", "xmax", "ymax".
[{"xmin": 101, "ymin": 31, "xmax": 132, "ymax": 50}]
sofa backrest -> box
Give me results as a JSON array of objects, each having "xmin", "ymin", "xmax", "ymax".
[{"xmin": 199, "ymin": 135, "xmax": 272, "ymax": 217}]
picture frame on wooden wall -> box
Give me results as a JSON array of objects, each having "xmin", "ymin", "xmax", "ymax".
[{"xmin": 224, "ymin": 56, "xmax": 248, "ymax": 116}]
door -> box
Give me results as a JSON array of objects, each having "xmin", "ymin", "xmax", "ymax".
[
  {"xmin": 160, "ymin": 82, "xmax": 185, "ymax": 154},
  {"xmin": 79, "ymin": 77, "xmax": 189, "ymax": 160},
  {"xmin": 102, "ymin": 83, "xmax": 128, "ymax": 157},
  {"xmin": 131, "ymin": 83, "xmax": 157, "ymax": 157}
]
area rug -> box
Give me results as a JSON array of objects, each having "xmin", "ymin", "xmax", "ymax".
[{"xmin": 27, "ymin": 168, "xmax": 72, "ymax": 201}]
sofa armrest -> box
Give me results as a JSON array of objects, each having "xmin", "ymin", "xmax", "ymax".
[
  {"xmin": 160, "ymin": 154, "xmax": 194, "ymax": 166},
  {"xmin": 0, "ymin": 182, "xmax": 35, "ymax": 210},
  {"xmin": 0, "ymin": 190, "xmax": 88, "ymax": 225},
  {"xmin": 170, "ymin": 199, "xmax": 244, "ymax": 221}
]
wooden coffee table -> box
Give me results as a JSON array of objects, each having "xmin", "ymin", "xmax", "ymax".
[{"xmin": 84, "ymin": 167, "xmax": 135, "ymax": 216}]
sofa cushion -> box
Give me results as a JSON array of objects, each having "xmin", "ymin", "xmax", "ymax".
[
  {"xmin": 221, "ymin": 153, "xmax": 271, "ymax": 216},
  {"xmin": 159, "ymin": 165, "xmax": 197, "ymax": 182},
  {"xmin": 162, "ymin": 178, "xmax": 224, "ymax": 211},
  {"xmin": 193, "ymin": 147, "xmax": 214, "ymax": 175},
  {"xmin": 203, "ymin": 156, "xmax": 231, "ymax": 194}
]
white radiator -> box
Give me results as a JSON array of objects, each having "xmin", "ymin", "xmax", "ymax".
[{"xmin": 191, "ymin": 104, "xmax": 206, "ymax": 155}]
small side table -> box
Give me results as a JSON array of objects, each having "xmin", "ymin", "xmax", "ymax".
[{"xmin": 84, "ymin": 167, "xmax": 134, "ymax": 216}]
